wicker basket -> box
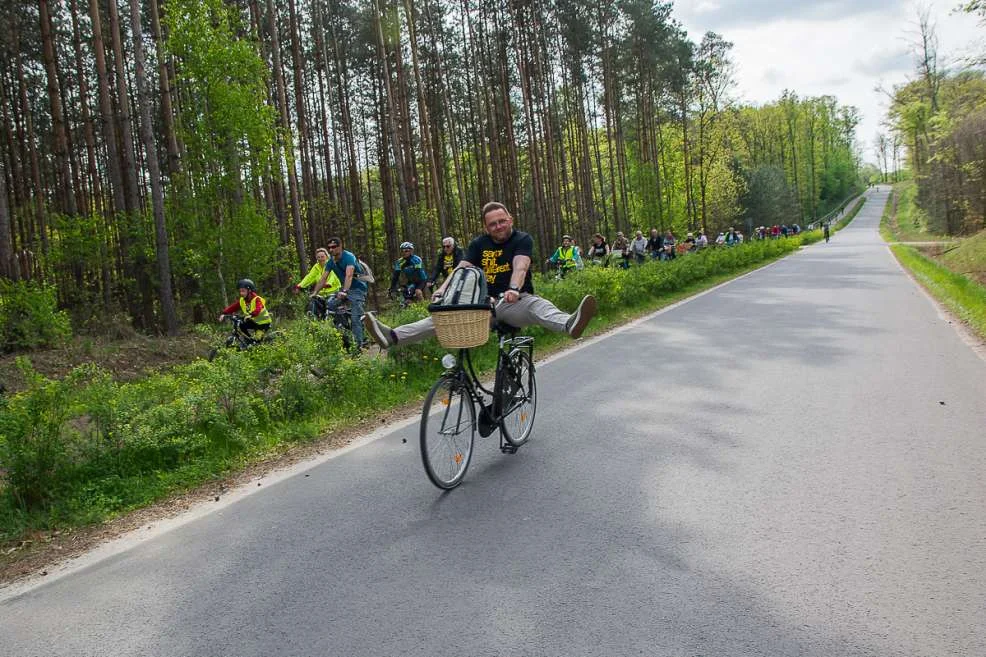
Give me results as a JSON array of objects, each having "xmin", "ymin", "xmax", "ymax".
[{"xmin": 431, "ymin": 307, "xmax": 491, "ymax": 349}]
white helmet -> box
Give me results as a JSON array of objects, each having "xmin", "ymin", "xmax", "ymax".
[{"xmin": 400, "ymin": 241, "xmax": 414, "ymax": 250}]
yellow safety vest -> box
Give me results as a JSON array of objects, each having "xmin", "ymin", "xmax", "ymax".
[
  {"xmin": 239, "ymin": 294, "xmax": 272, "ymax": 325},
  {"xmin": 558, "ymin": 246, "xmax": 576, "ymax": 269}
]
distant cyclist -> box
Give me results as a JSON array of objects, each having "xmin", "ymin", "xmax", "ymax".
[
  {"xmin": 390, "ymin": 241, "xmax": 428, "ymax": 302},
  {"xmin": 546, "ymin": 234, "xmax": 582, "ymax": 277},
  {"xmin": 218, "ymin": 278, "xmax": 272, "ymax": 339},
  {"xmin": 428, "ymin": 237, "xmax": 463, "ymax": 292}
]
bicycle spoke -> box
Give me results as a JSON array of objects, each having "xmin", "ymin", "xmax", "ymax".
[
  {"xmin": 420, "ymin": 377, "xmax": 475, "ymax": 489},
  {"xmin": 499, "ymin": 350, "xmax": 537, "ymax": 447}
]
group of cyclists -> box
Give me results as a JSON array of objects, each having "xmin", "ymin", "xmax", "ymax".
[
  {"xmin": 544, "ymin": 229, "xmax": 697, "ymax": 277},
  {"xmin": 219, "ymin": 202, "xmax": 599, "ymax": 355},
  {"xmin": 386, "ymin": 239, "xmax": 464, "ymax": 305},
  {"xmin": 217, "ymin": 236, "xmax": 467, "ymax": 351}
]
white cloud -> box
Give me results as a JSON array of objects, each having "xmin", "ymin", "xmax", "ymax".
[{"xmin": 672, "ymin": 0, "xmax": 984, "ymax": 162}]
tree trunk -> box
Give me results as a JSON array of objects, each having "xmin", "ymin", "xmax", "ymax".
[
  {"xmin": 39, "ymin": 0, "xmax": 78, "ymax": 217},
  {"xmin": 129, "ymin": 0, "xmax": 178, "ymax": 334},
  {"xmin": 374, "ymin": 0, "xmax": 410, "ymax": 229},
  {"xmin": 266, "ymin": 0, "xmax": 307, "ymax": 274},
  {"xmin": 149, "ymin": 0, "xmax": 180, "ymax": 176},
  {"xmin": 286, "ymin": 0, "xmax": 318, "ymax": 252},
  {"xmin": 0, "ymin": 159, "xmax": 13, "ymax": 279}
]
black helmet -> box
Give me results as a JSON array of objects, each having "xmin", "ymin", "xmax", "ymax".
[{"xmin": 236, "ymin": 278, "xmax": 256, "ymax": 292}]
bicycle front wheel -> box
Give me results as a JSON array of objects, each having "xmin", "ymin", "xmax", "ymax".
[
  {"xmin": 420, "ymin": 375, "xmax": 475, "ymax": 489},
  {"xmin": 499, "ymin": 349, "xmax": 537, "ymax": 447}
]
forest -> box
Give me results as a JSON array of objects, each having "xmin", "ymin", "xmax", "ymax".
[
  {"xmin": 879, "ymin": 4, "xmax": 985, "ymax": 237},
  {"xmin": 0, "ymin": 0, "xmax": 860, "ymax": 335}
]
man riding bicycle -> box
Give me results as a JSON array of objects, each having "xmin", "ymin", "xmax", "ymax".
[
  {"xmin": 390, "ymin": 241, "xmax": 428, "ymax": 303},
  {"xmin": 428, "ymin": 236, "xmax": 463, "ymax": 293},
  {"xmin": 218, "ymin": 278, "xmax": 272, "ymax": 339},
  {"xmin": 311, "ymin": 236, "xmax": 369, "ymax": 350},
  {"xmin": 362, "ymin": 202, "xmax": 597, "ymax": 348}
]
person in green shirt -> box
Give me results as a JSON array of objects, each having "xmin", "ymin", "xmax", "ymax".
[{"xmin": 293, "ymin": 247, "xmax": 341, "ymax": 318}]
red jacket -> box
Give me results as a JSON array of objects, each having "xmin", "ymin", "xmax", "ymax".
[{"xmin": 222, "ymin": 292, "xmax": 266, "ymax": 318}]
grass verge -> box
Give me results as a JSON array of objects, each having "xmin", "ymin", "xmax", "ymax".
[
  {"xmin": 891, "ymin": 244, "xmax": 986, "ymax": 341},
  {"xmin": 882, "ymin": 181, "xmax": 951, "ymax": 242}
]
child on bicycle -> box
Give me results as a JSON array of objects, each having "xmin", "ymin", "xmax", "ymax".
[{"xmin": 218, "ymin": 278, "xmax": 273, "ymax": 339}]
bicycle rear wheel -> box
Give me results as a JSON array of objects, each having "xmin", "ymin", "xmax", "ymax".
[
  {"xmin": 420, "ymin": 375, "xmax": 475, "ymax": 489},
  {"xmin": 498, "ymin": 350, "xmax": 536, "ymax": 447}
]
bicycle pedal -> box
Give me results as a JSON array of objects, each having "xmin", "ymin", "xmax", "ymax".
[{"xmin": 500, "ymin": 445, "xmax": 518, "ymax": 454}]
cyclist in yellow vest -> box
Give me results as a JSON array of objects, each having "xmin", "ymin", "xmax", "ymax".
[
  {"xmin": 293, "ymin": 248, "xmax": 341, "ymax": 296},
  {"xmin": 219, "ymin": 278, "xmax": 273, "ymax": 339},
  {"xmin": 292, "ymin": 248, "xmax": 341, "ymax": 318},
  {"xmin": 546, "ymin": 235, "xmax": 583, "ymax": 277}
]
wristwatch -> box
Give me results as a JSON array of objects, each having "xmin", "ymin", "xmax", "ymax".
[{"xmin": 508, "ymin": 285, "xmax": 521, "ymax": 292}]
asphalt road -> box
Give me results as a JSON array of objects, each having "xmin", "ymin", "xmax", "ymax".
[{"xmin": 3, "ymin": 186, "xmax": 985, "ymax": 656}]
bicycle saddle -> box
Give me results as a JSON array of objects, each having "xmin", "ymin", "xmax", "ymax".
[{"xmin": 491, "ymin": 320, "xmax": 520, "ymax": 336}]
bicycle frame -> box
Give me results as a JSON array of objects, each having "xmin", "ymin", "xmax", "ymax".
[{"xmin": 451, "ymin": 329, "xmax": 535, "ymax": 453}]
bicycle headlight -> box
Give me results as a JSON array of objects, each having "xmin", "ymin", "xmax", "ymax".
[{"xmin": 441, "ymin": 353, "xmax": 457, "ymax": 370}]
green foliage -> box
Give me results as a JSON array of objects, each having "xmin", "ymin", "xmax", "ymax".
[
  {"xmin": 740, "ymin": 165, "xmax": 799, "ymax": 230},
  {"xmin": 0, "ymin": 281, "xmax": 72, "ymax": 352},
  {"xmin": 892, "ymin": 244, "xmax": 986, "ymax": 340},
  {"xmin": 164, "ymin": 0, "xmax": 280, "ymax": 307},
  {"xmin": 886, "ymin": 70, "xmax": 986, "ymax": 234}
]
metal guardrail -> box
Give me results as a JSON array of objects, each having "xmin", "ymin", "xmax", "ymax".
[{"xmin": 806, "ymin": 190, "xmax": 865, "ymax": 231}]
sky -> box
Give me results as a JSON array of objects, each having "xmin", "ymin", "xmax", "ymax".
[{"xmin": 669, "ymin": 0, "xmax": 983, "ymax": 164}]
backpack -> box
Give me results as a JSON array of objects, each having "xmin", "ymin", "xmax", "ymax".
[
  {"xmin": 355, "ymin": 257, "xmax": 375, "ymax": 284},
  {"xmin": 433, "ymin": 266, "xmax": 488, "ymax": 308}
]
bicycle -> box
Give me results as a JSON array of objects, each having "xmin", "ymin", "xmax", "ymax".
[
  {"xmin": 390, "ymin": 284, "xmax": 420, "ymax": 310},
  {"xmin": 419, "ymin": 316, "xmax": 537, "ymax": 490},
  {"xmin": 208, "ymin": 315, "xmax": 276, "ymax": 361},
  {"xmin": 307, "ymin": 294, "xmax": 361, "ymax": 352}
]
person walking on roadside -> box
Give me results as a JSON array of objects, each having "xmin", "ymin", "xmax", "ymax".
[{"xmin": 362, "ymin": 201, "xmax": 598, "ymax": 348}]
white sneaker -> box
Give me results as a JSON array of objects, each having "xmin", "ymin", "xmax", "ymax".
[
  {"xmin": 565, "ymin": 295, "xmax": 597, "ymax": 339},
  {"xmin": 362, "ymin": 312, "xmax": 394, "ymax": 348}
]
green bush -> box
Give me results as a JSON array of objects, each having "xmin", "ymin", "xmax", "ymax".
[
  {"xmin": 0, "ymin": 360, "xmax": 83, "ymax": 510},
  {"xmin": 0, "ymin": 280, "xmax": 72, "ymax": 352}
]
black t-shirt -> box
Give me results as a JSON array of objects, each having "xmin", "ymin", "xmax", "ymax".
[
  {"xmin": 465, "ymin": 230, "xmax": 535, "ymax": 296},
  {"xmin": 646, "ymin": 235, "xmax": 663, "ymax": 251}
]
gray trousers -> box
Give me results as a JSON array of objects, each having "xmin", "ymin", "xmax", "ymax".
[{"xmin": 393, "ymin": 293, "xmax": 570, "ymax": 346}]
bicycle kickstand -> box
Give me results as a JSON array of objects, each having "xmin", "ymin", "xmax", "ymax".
[{"xmin": 499, "ymin": 435, "xmax": 518, "ymax": 455}]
